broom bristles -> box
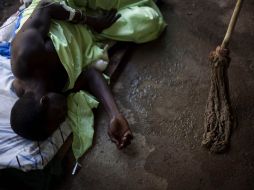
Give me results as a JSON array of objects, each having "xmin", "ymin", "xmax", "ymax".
[{"xmin": 202, "ymin": 46, "xmax": 234, "ymax": 153}]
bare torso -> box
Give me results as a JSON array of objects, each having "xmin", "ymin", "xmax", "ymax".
[{"xmin": 11, "ymin": 28, "xmax": 68, "ymax": 97}]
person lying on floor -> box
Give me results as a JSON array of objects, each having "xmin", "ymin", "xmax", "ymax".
[{"xmin": 10, "ymin": 0, "xmax": 166, "ymax": 149}]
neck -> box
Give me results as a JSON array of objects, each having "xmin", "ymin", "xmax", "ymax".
[{"xmin": 23, "ymin": 80, "xmax": 48, "ymax": 100}]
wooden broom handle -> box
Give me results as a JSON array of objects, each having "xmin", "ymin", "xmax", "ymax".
[{"xmin": 221, "ymin": 0, "xmax": 244, "ymax": 49}]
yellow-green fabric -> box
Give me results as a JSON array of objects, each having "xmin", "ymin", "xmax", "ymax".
[
  {"xmin": 68, "ymin": 0, "xmax": 167, "ymax": 43},
  {"xmin": 18, "ymin": 0, "xmax": 166, "ymax": 160},
  {"xmin": 67, "ymin": 91, "xmax": 99, "ymax": 160}
]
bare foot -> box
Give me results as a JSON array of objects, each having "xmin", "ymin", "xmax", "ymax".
[{"xmin": 108, "ymin": 114, "xmax": 133, "ymax": 149}]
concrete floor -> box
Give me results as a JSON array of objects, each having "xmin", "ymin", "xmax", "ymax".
[{"xmin": 2, "ymin": 0, "xmax": 254, "ymax": 190}]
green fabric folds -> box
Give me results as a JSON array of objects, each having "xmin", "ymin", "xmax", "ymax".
[{"xmin": 67, "ymin": 91, "xmax": 99, "ymax": 160}]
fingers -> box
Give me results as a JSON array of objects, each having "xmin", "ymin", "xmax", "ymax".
[
  {"xmin": 108, "ymin": 131, "xmax": 121, "ymax": 147},
  {"xmin": 104, "ymin": 9, "xmax": 121, "ymax": 27},
  {"xmin": 112, "ymin": 14, "xmax": 121, "ymax": 24},
  {"xmin": 93, "ymin": 9, "xmax": 121, "ymax": 33},
  {"xmin": 107, "ymin": 11, "xmax": 117, "ymax": 23},
  {"xmin": 118, "ymin": 131, "xmax": 133, "ymax": 149},
  {"xmin": 109, "ymin": 9, "xmax": 117, "ymax": 15},
  {"xmin": 108, "ymin": 130, "xmax": 133, "ymax": 149},
  {"xmin": 108, "ymin": 114, "xmax": 133, "ymax": 149},
  {"xmin": 110, "ymin": 9, "xmax": 121, "ymax": 23}
]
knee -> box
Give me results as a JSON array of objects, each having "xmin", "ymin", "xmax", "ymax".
[
  {"xmin": 136, "ymin": 7, "xmax": 165, "ymax": 41},
  {"xmin": 142, "ymin": 7, "xmax": 160, "ymax": 21},
  {"xmin": 85, "ymin": 67, "xmax": 99, "ymax": 78},
  {"xmin": 122, "ymin": 6, "xmax": 166, "ymax": 43}
]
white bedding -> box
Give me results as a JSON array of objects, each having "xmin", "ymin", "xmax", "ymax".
[{"xmin": 0, "ymin": 11, "xmax": 72, "ymax": 172}]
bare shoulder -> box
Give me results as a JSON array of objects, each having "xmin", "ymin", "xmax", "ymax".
[{"xmin": 11, "ymin": 29, "xmax": 46, "ymax": 79}]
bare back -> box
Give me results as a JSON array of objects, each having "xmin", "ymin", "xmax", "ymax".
[{"xmin": 11, "ymin": 1, "xmax": 69, "ymax": 96}]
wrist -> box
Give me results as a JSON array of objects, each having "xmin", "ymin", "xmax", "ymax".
[
  {"xmin": 72, "ymin": 10, "xmax": 87, "ymax": 24},
  {"xmin": 85, "ymin": 15, "xmax": 93, "ymax": 25},
  {"xmin": 110, "ymin": 112, "xmax": 122, "ymax": 119}
]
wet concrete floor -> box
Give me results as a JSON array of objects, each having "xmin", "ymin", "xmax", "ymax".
[{"xmin": 2, "ymin": 0, "xmax": 254, "ymax": 190}]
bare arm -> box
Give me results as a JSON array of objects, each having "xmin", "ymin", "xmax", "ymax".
[
  {"xmin": 18, "ymin": 0, "xmax": 120, "ymax": 38},
  {"xmin": 71, "ymin": 67, "xmax": 133, "ymax": 149},
  {"xmin": 19, "ymin": 1, "xmax": 77, "ymax": 38}
]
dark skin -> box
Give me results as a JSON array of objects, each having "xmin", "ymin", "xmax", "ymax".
[{"xmin": 11, "ymin": 0, "xmax": 133, "ymax": 149}]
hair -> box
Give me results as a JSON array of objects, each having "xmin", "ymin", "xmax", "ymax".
[{"xmin": 10, "ymin": 93, "xmax": 49, "ymax": 141}]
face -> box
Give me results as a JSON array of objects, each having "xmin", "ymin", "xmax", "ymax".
[{"xmin": 40, "ymin": 93, "xmax": 67, "ymax": 132}]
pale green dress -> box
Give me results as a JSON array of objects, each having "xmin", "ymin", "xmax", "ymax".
[{"xmin": 19, "ymin": 0, "xmax": 166, "ymax": 160}]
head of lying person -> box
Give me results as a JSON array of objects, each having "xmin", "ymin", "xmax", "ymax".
[{"xmin": 10, "ymin": 92, "xmax": 67, "ymax": 141}]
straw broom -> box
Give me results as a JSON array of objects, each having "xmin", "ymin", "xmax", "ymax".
[{"xmin": 202, "ymin": 0, "xmax": 244, "ymax": 153}]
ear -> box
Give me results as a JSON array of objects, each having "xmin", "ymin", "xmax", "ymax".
[{"xmin": 40, "ymin": 96, "xmax": 49, "ymax": 108}]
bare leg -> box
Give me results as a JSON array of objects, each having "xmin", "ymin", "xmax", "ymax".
[{"xmin": 73, "ymin": 68, "xmax": 133, "ymax": 149}]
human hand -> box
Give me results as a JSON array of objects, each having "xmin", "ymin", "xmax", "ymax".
[
  {"xmin": 86, "ymin": 9, "xmax": 121, "ymax": 33},
  {"xmin": 108, "ymin": 114, "xmax": 133, "ymax": 149}
]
